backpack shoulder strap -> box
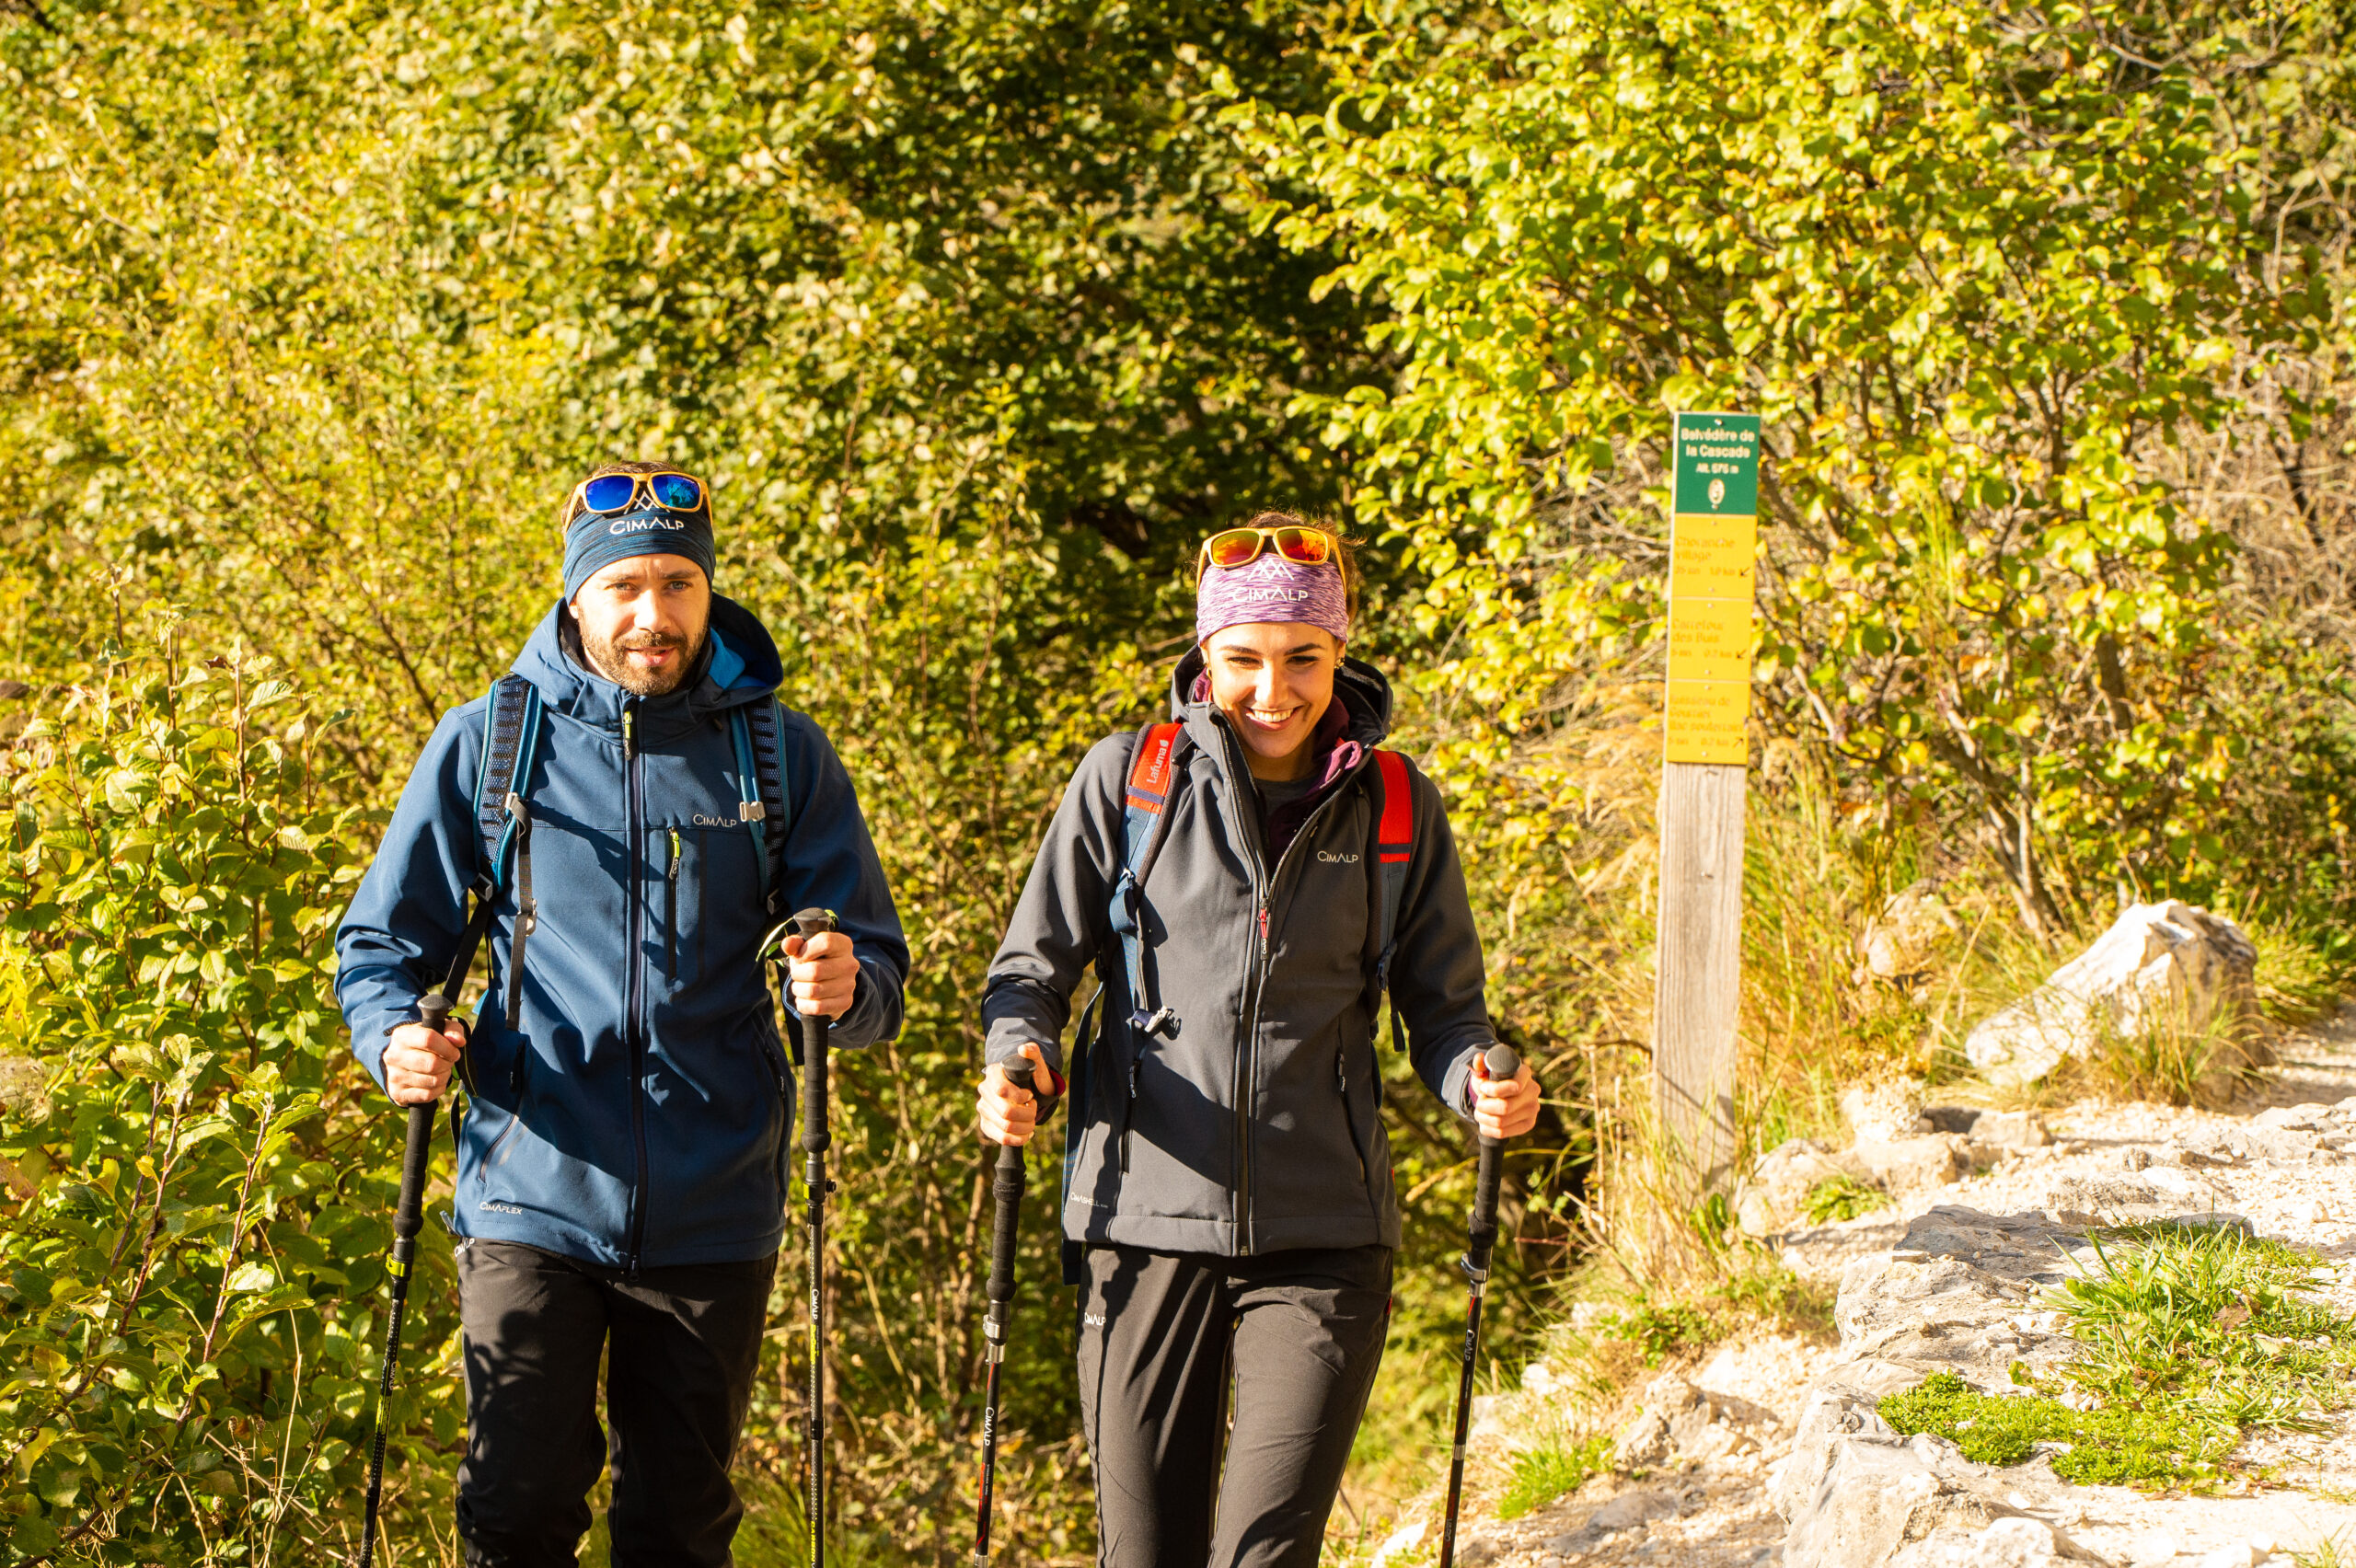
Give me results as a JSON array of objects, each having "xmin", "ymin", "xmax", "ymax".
[
  {"xmin": 732, "ymin": 698, "xmax": 792, "ymax": 916},
  {"xmin": 468, "ymin": 673, "xmax": 544, "ymax": 1032},
  {"xmin": 1108, "ymin": 721, "xmax": 1189, "ymax": 1041},
  {"xmin": 472, "ymin": 674, "xmax": 542, "ymax": 898},
  {"xmin": 1367, "ymin": 748, "xmax": 1415, "ymax": 1052}
]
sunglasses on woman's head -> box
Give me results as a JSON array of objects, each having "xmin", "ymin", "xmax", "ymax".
[
  {"xmin": 562, "ymin": 471, "xmax": 708, "ymax": 528},
  {"xmin": 1195, "ymin": 525, "xmax": 1336, "ymax": 581}
]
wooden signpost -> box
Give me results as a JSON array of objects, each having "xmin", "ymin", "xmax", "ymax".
[{"xmin": 1656, "ymin": 411, "xmax": 1760, "ymax": 1188}]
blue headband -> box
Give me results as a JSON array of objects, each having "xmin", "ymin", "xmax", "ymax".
[{"xmin": 561, "ymin": 503, "xmax": 717, "ymax": 601}]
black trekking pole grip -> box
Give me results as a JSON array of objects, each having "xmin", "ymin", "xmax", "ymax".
[
  {"xmin": 986, "ymin": 1064, "xmax": 1035, "ymax": 1310},
  {"xmin": 791, "ymin": 909, "xmax": 837, "ymax": 1154},
  {"xmin": 1465, "ymin": 1043, "xmax": 1519, "ymax": 1275}
]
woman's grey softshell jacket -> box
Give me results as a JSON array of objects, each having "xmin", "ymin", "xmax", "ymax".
[{"xmin": 981, "ymin": 651, "xmax": 1496, "ymax": 1257}]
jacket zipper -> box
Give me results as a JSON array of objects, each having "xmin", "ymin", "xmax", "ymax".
[
  {"xmin": 665, "ymin": 828, "xmax": 681, "ymax": 980},
  {"xmin": 623, "ymin": 700, "xmax": 652, "ymax": 1274},
  {"xmin": 1339, "ymin": 1045, "xmax": 1369, "ymax": 1184},
  {"xmin": 1209, "ymin": 716, "xmax": 1368, "ymax": 1255},
  {"xmin": 1120, "ymin": 1060, "xmax": 1139, "ymax": 1173}
]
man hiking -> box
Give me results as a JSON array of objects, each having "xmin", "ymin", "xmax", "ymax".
[
  {"xmin": 336, "ymin": 460, "xmax": 908, "ymax": 1566},
  {"xmin": 975, "ymin": 514, "xmax": 1541, "ymax": 1566}
]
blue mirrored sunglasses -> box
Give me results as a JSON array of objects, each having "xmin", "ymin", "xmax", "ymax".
[{"xmin": 563, "ymin": 470, "xmax": 707, "ymax": 526}]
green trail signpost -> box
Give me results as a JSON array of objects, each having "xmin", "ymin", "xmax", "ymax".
[{"xmin": 1657, "ymin": 411, "xmax": 1761, "ymax": 1187}]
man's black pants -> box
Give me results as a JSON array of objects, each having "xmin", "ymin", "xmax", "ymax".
[
  {"xmin": 1079, "ymin": 1243, "xmax": 1393, "ymax": 1568},
  {"xmin": 454, "ymin": 1239, "xmax": 776, "ymax": 1568}
]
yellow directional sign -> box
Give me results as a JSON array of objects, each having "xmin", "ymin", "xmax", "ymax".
[{"xmin": 1663, "ymin": 411, "xmax": 1760, "ymax": 766}]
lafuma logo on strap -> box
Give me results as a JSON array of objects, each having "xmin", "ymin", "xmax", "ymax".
[{"xmin": 1125, "ymin": 722, "xmax": 1182, "ymax": 813}]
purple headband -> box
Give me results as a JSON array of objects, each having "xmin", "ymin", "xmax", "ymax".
[{"xmin": 1194, "ymin": 550, "xmax": 1349, "ymax": 644}]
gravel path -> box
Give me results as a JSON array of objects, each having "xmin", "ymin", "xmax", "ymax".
[{"xmin": 1409, "ymin": 1005, "xmax": 2356, "ymax": 1568}]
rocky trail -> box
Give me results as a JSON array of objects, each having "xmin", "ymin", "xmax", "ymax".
[{"xmin": 1406, "ymin": 1002, "xmax": 2356, "ymax": 1568}]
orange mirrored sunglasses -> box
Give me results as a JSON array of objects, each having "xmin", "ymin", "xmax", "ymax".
[{"xmin": 1195, "ymin": 525, "xmax": 1336, "ymax": 581}]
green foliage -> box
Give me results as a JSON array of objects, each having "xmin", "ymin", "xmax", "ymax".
[
  {"xmin": 1240, "ymin": 0, "xmax": 2323, "ymax": 927},
  {"xmin": 1599, "ymin": 1300, "xmax": 1716, "ymax": 1367},
  {"xmin": 1882, "ymin": 1222, "xmax": 2356, "ymax": 1490},
  {"xmin": 1880, "ymin": 1372, "xmax": 2232, "ymax": 1488},
  {"xmin": 1495, "ymin": 1433, "xmax": 1610, "ymax": 1521},
  {"xmin": 1802, "ymin": 1173, "xmax": 1889, "ymax": 1226},
  {"xmin": 0, "ymin": 635, "xmax": 461, "ymax": 1562}
]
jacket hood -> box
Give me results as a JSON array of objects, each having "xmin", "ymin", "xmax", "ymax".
[
  {"xmin": 513, "ymin": 593, "xmax": 783, "ymax": 742},
  {"xmin": 1168, "ymin": 645, "xmax": 1394, "ymax": 752}
]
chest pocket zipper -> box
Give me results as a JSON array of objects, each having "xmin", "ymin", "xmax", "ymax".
[{"xmin": 665, "ymin": 829, "xmax": 681, "ymax": 981}]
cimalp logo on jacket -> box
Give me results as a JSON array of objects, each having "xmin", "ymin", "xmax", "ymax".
[
  {"xmin": 692, "ymin": 813, "xmax": 735, "ymax": 827},
  {"xmin": 1316, "ymin": 850, "xmax": 1360, "ymax": 864},
  {"xmin": 1082, "ymin": 1312, "xmax": 1107, "ymax": 1328},
  {"xmin": 607, "ymin": 516, "xmax": 683, "ymax": 536}
]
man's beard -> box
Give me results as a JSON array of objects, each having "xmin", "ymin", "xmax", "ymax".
[{"xmin": 582, "ymin": 618, "xmax": 708, "ymax": 698}]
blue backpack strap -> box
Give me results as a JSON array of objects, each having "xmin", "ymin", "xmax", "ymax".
[
  {"xmin": 728, "ymin": 698, "xmax": 793, "ymax": 916},
  {"xmin": 727, "ymin": 706, "xmax": 770, "ymax": 913},
  {"xmin": 1369, "ymin": 749, "xmax": 1414, "ymax": 1053},
  {"xmin": 1108, "ymin": 721, "xmax": 1188, "ymax": 1042},
  {"xmin": 751, "ymin": 698, "xmax": 790, "ymax": 908},
  {"xmin": 468, "ymin": 674, "xmax": 543, "ymax": 1057}
]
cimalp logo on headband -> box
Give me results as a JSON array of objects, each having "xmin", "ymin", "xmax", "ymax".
[
  {"xmin": 607, "ymin": 516, "xmax": 684, "ymax": 536},
  {"xmin": 1234, "ymin": 586, "xmax": 1314, "ymax": 603}
]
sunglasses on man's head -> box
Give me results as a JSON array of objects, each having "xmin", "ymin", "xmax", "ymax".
[
  {"xmin": 562, "ymin": 471, "xmax": 708, "ymax": 528},
  {"xmin": 1195, "ymin": 525, "xmax": 1336, "ymax": 581}
]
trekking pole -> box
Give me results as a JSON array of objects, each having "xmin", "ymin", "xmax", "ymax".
[
  {"xmin": 790, "ymin": 908, "xmax": 839, "ymax": 1568},
  {"xmin": 356, "ymin": 984, "xmax": 459, "ymax": 1568},
  {"xmin": 1438, "ymin": 1043, "xmax": 1520, "ymax": 1568},
  {"xmin": 973, "ymin": 1060, "xmax": 1039, "ymax": 1568}
]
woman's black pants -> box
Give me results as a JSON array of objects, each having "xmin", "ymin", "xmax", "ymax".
[{"xmin": 1078, "ymin": 1242, "xmax": 1394, "ymax": 1568}]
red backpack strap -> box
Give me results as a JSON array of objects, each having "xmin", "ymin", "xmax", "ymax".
[
  {"xmin": 1369, "ymin": 749, "xmax": 1415, "ymax": 1050},
  {"xmin": 1124, "ymin": 721, "xmax": 1184, "ymax": 821},
  {"xmin": 1374, "ymin": 750, "xmax": 1413, "ymax": 861},
  {"xmin": 1111, "ymin": 721, "xmax": 1190, "ymax": 1043}
]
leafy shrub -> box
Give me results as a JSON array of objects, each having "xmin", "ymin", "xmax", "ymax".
[
  {"xmin": 0, "ymin": 643, "xmax": 458, "ymax": 1562},
  {"xmin": 1802, "ymin": 1174, "xmax": 1889, "ymax": 1225},
  {"xmin": 1495, "ymin": 1433, "xmax": 1611, "ymax": 1520},
  {"xmin": 1882, "ymin": 1223, "xmax": 2356, "ymax": 1490}
]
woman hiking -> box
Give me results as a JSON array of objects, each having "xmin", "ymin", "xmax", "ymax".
[{"xmin": 976, "ymin": 514, "xmax": 1541, "ymax": 1566}]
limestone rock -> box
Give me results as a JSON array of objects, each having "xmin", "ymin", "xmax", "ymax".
[
  {"xmin": 1737, "ymin": 1137, "xmax": 1853, "ymax": 1236},
  {"xmin": 1965, "ymin": 900, "xmax": 2263, "ymax": 1088},
  {"xmin": 1849, "ymin": 1133, "xmax": 1975, "ymax": 1194},
  {"xmin": 1588, "ymin": 1487, "xmax": 1676, "ymax": 1532},
  {"xmin": 1970, "ymin": 1111, "xmax": 2051, "ymax": 1150},
  {"xmin": 1858, "ymin": 881, "xmax": 1961, "ymax": 982},
  {"xmin": 1782, "ymin": 1434, "xmax": 1997, "ymax": 1568},
  {"xmin": 1888, "ymin": 1516, "xmax": 2065, "ymax": 1567},
  {"xmin": 1843, "ymin": 1080, "xmax": 1929, "ymax": 1142},
  {"xmin": 1611, "ymin": 1373, "xmax": 1700, "ymax": 1467}
]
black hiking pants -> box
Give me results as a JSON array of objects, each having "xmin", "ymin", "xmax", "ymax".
[
  {"xmin": 453, "ymin": 1239, "xmax": 775, "ymax": 1568},
  {"xmin": 1079, "ymin": 1242, "xmax": 1393, "ymax": 1568}
]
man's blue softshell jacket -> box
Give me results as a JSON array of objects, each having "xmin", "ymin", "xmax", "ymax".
[{"xmin": 335, "ymin": 595, "xmax": 908, "ymax": 1270}]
